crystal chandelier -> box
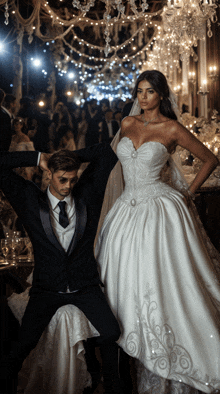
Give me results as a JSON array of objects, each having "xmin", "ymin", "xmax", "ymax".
[
  {"xmin": 72, "ymin": 0, "xmax": 150, "ymax": 56},
  {"xmin": 161, "ymin": 0, "xmax": 218, "ymax": 63}
]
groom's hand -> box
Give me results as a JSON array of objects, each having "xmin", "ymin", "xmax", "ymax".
[{"xmin": 39, "ymin": 153, "xmax": 52, "ymax": 172}]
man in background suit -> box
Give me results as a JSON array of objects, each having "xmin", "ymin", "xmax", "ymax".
[
  {"xmin": 2, "ymin": 94, "xmax": 18, "ymax": 122},
  {"xmin": 0, "ymin": 144, "xmax": 124, "ymax": 394},
  {"xmin": 98, "ymin": 109, "xmax": 119, "ymax": 144},
  {"xmin": 0, "ymin": 89, "xmax": 12, "ymax": 151}
]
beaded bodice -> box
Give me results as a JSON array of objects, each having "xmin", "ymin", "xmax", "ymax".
[{"xmin": 117, "ymin": 137, "xmax": 173, "ymax": 206}]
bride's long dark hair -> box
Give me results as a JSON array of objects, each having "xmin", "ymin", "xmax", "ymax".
[{"xmin": 132, "ymin": 70, "xmax": 177, "ymax": 120}]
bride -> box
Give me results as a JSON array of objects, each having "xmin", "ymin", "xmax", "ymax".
[{"xmin": 95, "ymin": 70, "xmax": 220, "ymax": 394}]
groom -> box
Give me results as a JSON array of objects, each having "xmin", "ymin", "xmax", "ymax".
[{"xmin": 0, "ymin": 144, "xmax": 123, "ymax": 394}]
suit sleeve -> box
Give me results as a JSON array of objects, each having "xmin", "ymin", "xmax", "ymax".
[
  {"xmin": 0, "ymin": 112, "xmax": 12, "ymax": 151},
  {"xmin": 74, "ymin": 143, "xmax": 118, "ymax": 199},
  {"xmin": 0, "ymin": 151, "xmax": 39, "ymax": 213},
  {"xmin": 76, "ymin": 142, "xmax": 117, "ymax": 168}
]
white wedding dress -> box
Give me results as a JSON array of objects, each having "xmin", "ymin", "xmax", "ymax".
[
  {"xmin": 8, "ymin": 274, "xmax": 99, "ymax": 394},
  {"xmin": 96, "ymin": 137, "xmax": 220, "ymax": 394}
]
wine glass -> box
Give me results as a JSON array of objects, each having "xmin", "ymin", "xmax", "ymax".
[
  {"xmin": 10, "ymin": 237, "xmax": 18, "ymax": 266},
  {"xmin": 1, "ymin": 239, "xmax": 11, "ymax": 265},
  {"xmin": 16, "ymin": 237, "xmax": 26, "ymax": 261},
  {"xmin": 10, "ymin": 237, "xmax": 23, "ymax": 266},
  {"xmin": 12, "ymin": 231, "xmax": 21, "ymax": 238},
  {"xmin": 24, "ymin": 237, "xmax": 34, "ymax": 262}
]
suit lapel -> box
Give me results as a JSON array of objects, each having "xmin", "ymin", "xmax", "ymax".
[
  {"xmin": 67, "ymin": 196, "xmax": 87, "ymax": 256},
  {"xmin": 39, "ymin": 192, "xmax": 65, "ymax": 255}
]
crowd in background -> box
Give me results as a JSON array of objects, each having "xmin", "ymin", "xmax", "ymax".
[
  {"xmin": 0, "ymin": 89, "xmax": 133, "ymax": 239},
  {"xmin": 1, "ymin": 90, "xmax": 133, "ymax": 151},
  {"xmin": 0, "ymin": 88, "xmax": 134, "ymax": 188}
]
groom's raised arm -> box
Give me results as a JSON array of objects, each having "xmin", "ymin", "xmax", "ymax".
[
  {"xmin": 73, "ymin": 143, "xmax": 118, "ymax": 198},
  {"xmin": 74, "ymin": 143, "xmax": 117, "ymax": 167},
  {"xmin": 0, "ymin": 150, "xmax": 40, "ymax": 213},
  {"xmin": 0, "ymin": 150, "xmax": 39, "ymax": 171}
]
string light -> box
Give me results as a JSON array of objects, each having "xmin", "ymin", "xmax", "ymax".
[{"xmin": 3, "ymin": 0, "xmax": 218, "ymax": 103}]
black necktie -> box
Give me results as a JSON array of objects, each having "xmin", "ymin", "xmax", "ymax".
[{"xmin": 58, "ymin": 201, "xmax": 69, "ymax": 228}]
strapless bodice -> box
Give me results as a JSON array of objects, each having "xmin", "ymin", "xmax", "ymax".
[{"xmin": 117, "ymin": 137, "xmax": 174, "ymax": 206}]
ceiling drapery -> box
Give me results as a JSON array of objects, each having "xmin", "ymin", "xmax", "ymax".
[{"xmin": 0, "ymin": 0, "xmax": 218, "ymax": 99}]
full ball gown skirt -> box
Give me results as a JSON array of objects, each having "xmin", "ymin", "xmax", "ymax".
[{"xmin": 96, "ymin": 137, "xmax": 220, "ymax": 394}]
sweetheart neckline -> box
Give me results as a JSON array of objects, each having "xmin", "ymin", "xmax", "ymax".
[{"xmin": 120, "ymin": 137, "xmax": 169, "ymax": 154}]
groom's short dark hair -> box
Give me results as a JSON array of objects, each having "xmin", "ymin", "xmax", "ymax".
[{"xmin": 48, "ymin": 149, "xmax": 81, "ymax": 174}]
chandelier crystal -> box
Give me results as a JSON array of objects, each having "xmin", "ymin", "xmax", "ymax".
[
  {"xmin": 72, "ymin": 0, "xmax": 150, "ymax": 56},
  {"xmin": 161, "ymin": 0, "xmax": 218, "ymax": 63}
]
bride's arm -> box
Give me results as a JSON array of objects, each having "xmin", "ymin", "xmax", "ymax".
[{"xmin": 173, "ymin": 122, "xmax": 219, "ymax": 194}]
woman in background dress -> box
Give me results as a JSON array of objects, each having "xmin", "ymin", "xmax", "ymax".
[{"xmin": 9, "ymin": 117, "xmax": 35, "ymax": 180}]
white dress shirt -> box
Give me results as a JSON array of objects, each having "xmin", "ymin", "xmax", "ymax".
[
  {"xmin": 38, "ymin": 153, "xmax": 78, "ymax": 293},
  {"xmin": 47, "ymin": 187, "xmax": 76, "ymax": 253}
]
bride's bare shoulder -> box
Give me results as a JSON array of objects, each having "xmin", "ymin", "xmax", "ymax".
[
  {"xmin": 121, "ymin": 115, "xmax": 140, "ymax": 129},
  {"xmin": 120, "ymin": 116, "xmax": 139, "ymax": 139}
]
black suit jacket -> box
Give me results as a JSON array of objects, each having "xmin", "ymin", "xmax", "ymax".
[
  {"xmin": 0, "ymin": 107, "xmax": 12, "ymax": 151},
  {"xmin": 102, "ymin": 120, "xmax": 119, "ymax": 143},
  {"xmin": 0, "ymin": 144, "xmax": 118, "ymax": 292}
]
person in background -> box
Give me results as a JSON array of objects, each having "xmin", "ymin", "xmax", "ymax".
[
  {"xmin": 85, "ymin": 99, "xmax": 99, "ymax": 122},
  {"xmin": 49, "ymin": 102, "xmax": 73, "ymax": 152},
  {"xmin": 121, "ymin": 100, "xmax": 134, "ymax": 119},
  {"xmin": 100, "ymin": 99, "xmax": 110, "ymax": 116},
  {"xmin": 17, "ymin": 97, "xmax": 38, "ymax": 140},
  {"xmin": 71, "ymin": 106, "xmax": 81, "ymax": 142},
  {"xmin": 9, "ymin": 117, "xmax": 35, "ymax": 181},
  {"xmin": 58, "ymin": 129, "xmax": 76, "ymax": 151},
  {"xmin": 113, "ymin": 110, "xmax": 122, "ymax": 130},
  {"xmin": 3, "ymin": 94, "xmax": 18, "ymax": 122},
  {"xmin": 0, "ymin": 88, "xmax": 12, "ymax": 151},
  {"xmin": 85, "ymin": 100, "xmax": 102, "ymax": 147},
  {"xmin": 77, "ymin": 109, "xmax": 88, "ymax": 150},
  {"xmin": 100, "ymin": 109, "xmax": 119, "ymax": 143}
]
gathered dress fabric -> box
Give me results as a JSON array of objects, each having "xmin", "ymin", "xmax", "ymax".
[
  {"xmin": 96, "ymin": 137, "xmax": 220, "ymax": 394},
  {"xmin": 8, "ymin": 277, "xmax": 99, "ymax": 394}
]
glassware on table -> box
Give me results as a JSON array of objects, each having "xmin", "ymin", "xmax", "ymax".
[
  {"xmin": 16, "ymin": 238, "xmax": 25, "ymax": 261},
  {"xmin": 10, "ymin": 237, "xmax": 23, "ymax": 266},
  {"xmin": 1, "ymin": 238, "xmax": 11, "ymax": 265},
  {"xmin": 12, "ymin": 231, "xmax": 21, "ymax": 238},
  {"xmin": 16, "ymin": 238, "xmax": 27, "ymax": 261},
  {"xmin": 10, "ymin": 238, "xmax": 17, "ymax": 266},
  {"xmin": 24, "ymin": 237, "xmax": 34, "ymax": 262}
]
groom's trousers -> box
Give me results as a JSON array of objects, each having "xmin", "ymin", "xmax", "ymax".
[{"xmin": 1, "ymin": 284, "xmax": 121, "ymax": 390}]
